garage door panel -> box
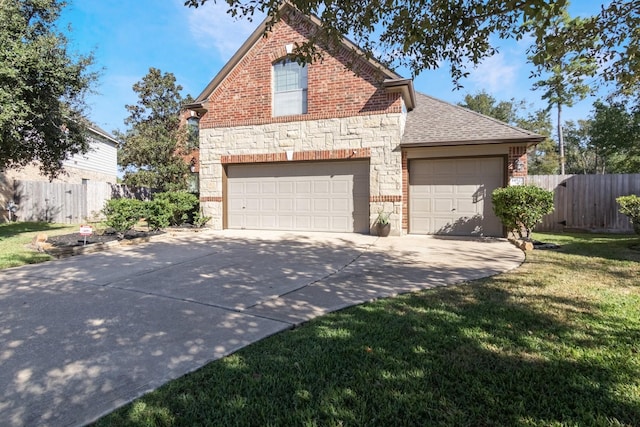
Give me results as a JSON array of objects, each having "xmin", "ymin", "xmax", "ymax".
[
  {"xmin": 433, "ymin": 185, "xmax": 455, "ymax": 194},
  {"xmin": 278, "ymin": 215, "xmax": 294, "ymax": 229},
  {"xmin": 245, "ymin": 199, "xmax": 260, "ymax": 211},
  {"xmin": 228, "ymin": 161, "xmax": 369, "ymax": 233},
  {"xmin": 295, "ymin": 198, "xmax": 311, "ymax": 212},
  {"xmin": 313, "ymin": 181, "xmax": 330, "ymax": 194},
  {"xmin": 313, "ymin": 217, "xmax": 330, "ymax": 229},
  {"xmin": 433, "ymin": 198, "xmax": 454, "ymax": 213},
  {"xmin": 261, "ymin": 198, "xmax": 277, "ymax": 212},
  {"xmin": 410, "ymin": 158, "xmax": 503, "ymax": 237},
  {"xmin": 296, "ymin": 181, "xmax": 312, "ymax": 193},
  {"xmin": 245, "ymin": 215, "xmax": 261, "ymax": 228},
  {"xmin": 313, "ymin": 198, "xmax": 331, "ymax": 212},
  {"xmin": 278, "ymin": 199, "xmax": 293, "ymax": 211},
  {"xmin": 261, "ymin": 181, "xmax": 277, "ymax": 194},
  {"xmin": 295, "ymin": 216, "xmax": 311, "ymax": 229},
  {"xmin": 278, "ymin": 181, "xmax": 294, "ymax": 194},
  {"xmin": 332, "ymin": 198, "xmax": 349, "ymax": 211}
]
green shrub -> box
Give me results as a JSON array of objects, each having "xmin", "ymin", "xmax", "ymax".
[
  {"xmin": 492, "ymin": 185, "xmax": 554, "ymax": 240},
  {"xmin": 153, "ymin": 191, "xmax": 199, "ymax": 226},
  {"xmin": 102, "ymin": 198, "xmax": 144, "ymax": 236},
  {"xmin": 145, "ymin": 199, "xmax": 172, "ymax": 231},
  {"xmin": 193, "ymin": 211, "xmax": 211, "ymax": 228},
  {"xmin": 616, "ymin": 195, "xmax": 640, "ymax": 234}
]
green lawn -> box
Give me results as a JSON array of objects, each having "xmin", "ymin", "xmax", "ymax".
[
  {"xmin": 0, "ymin": 222, "xmax": 78, "ymax": 269},
  {"xmin": 75, "ymin": 232, "xmax": 636, "ymax": 425}
]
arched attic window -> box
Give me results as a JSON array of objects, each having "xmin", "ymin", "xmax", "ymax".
[{"xmin": 272, "ymin": 57, "xmax": 308, "ymax": 117}]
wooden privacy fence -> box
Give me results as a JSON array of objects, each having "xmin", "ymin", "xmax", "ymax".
[
  {"xmin": 526, "ymin": 174, "xmax": 640, "ymax": 233},
  {"xmin": 8, "ymin": 181, "xmax": 152, "ymax": 224}
]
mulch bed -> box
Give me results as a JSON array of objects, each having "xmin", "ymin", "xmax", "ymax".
[{"xmin": 48, "ymin": 229, "xmax": 164, "ymax": 248}]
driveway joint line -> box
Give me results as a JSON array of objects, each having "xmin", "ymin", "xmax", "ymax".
[{"xmin": 243, "ymin": 237, "xmax": 380, "ymax": 311}]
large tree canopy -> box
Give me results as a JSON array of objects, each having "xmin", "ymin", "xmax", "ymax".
[
  {"xmin": 0, "ymin": 0, "xmax": 97, "ymax": 178},
  {"xmin": 589, "ymin": 99, "xmax": 640, "ymax": 173},
  {"xmin": 458, "ymin": 91, "xmax": 523, "ymax": 125},
  {"xmin": 117, "ymin": 68, "xmax": 194, "ymax": 192},
  {"xmin": 185, "ymin": 0, "xmax": 639, "ymax": 94}
]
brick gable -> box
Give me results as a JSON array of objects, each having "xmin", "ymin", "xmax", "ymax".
[{"xmin": 199, "ymin": 7, "xmax": 402, "ymax": 129}]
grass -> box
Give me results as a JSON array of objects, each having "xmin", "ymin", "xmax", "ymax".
[
  {"xmin": 0, "ymin": 222, "xmax": 78, "ymax": 269},
  {"xmin": 91, "ymin": 232, "xmax": 638, "ymax": 425}
]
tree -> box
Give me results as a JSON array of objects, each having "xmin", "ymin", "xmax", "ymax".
[
  {"xmin": 185, "ymin": 0, "xmax": 639, "ymax": 94},
  {"xmin": 117, "ymin": 68, "xmax": 194, "ymax": 192},
  {"xmin": 516, "ymin": 109, "xmax": 559, "ymax": 175},
  {"xmin": 563, "ymin": 119, "xmax": 597, "ymax": 174},
  {"xmin": 589, "ymin": 99, "xmax": 640, "ymax": 173},
  {"xmin": 0, "ymin": 0, "xmax": 97, "ymax": 178},
  {"xmin": 458, "ymin": 91, "xmax": 523, "ymax": 124},
  {"xmin": 529, "ymin": 13, "xmax": 598, "ymax": 175}
]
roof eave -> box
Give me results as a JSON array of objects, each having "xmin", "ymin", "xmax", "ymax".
[
  {"xmin": 87, "ymin": 126, "xmax": 119, "ymax": 146},
  {"xmin": 401, "ymin": 136, "xmax": 545, "ymax": 149},
  {"xmin": 383, "ymin": 78, "xmax": 416, "ymax": 111},
  {"xmin": 183, "ymin": 102, "xmax": 208, "ymax": 116}
]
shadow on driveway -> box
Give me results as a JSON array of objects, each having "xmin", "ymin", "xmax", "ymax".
[{"xmin": 0, "ymin": 230, "xmax": 523, "ymax": 426}]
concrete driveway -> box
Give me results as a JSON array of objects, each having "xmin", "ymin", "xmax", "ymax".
[{"xmin": 0, "ymin": 230, "xmax": 523, "ymax": 426}]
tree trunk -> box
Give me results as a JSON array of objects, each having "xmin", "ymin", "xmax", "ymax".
[{"xmin": 557, "ymin": 103, "xmax": 565, "ymax": 175}]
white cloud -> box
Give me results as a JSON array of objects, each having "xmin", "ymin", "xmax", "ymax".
[
  {"xmin": 468, "ymin": 52, "xmax": 520, "ymax": 94},
  {"xmin": 185, "ymin": 2, "xmax": 264, "ymax": 60}
]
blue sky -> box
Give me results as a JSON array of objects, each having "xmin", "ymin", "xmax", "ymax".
[{"xmin": 60, "ymin": 0, "xmax": 608, "ymax": 136}]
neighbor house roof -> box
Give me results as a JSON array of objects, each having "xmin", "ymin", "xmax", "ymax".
[
  {"xmin": 402, "ymin": 92, "xmax": 544, "ymax": 147},
  {"xmin": 186, "ymin": 2, "xmax": 415, "ymax": 112},
  {"xmin": 87, "ymin": 124, "xmax": 119, "ymax": 146}
]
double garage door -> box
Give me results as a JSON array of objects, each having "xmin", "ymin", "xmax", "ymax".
[
  {"xmin": 227, "ymin": 161, "xmax": 370, "ymax": 233},
  {"xmin": 409, "ymin": 157, "xmax": 504, "ymax": 237}
]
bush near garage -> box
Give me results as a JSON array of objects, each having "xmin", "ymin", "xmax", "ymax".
[
  {"xmin": 152, "ymin": 191, "xmax": 199, "ymax": 226},
  {"xmin": 616, "ymin": 195, "xmax": 640, "ymax": 234},
  {"xmin": 492, "ymin": 185, "xmax": 554, "ymax": 240},
  {"xmin": 145, "ymin": 198, "xmax": 173, "ymax": 231},
  {"xmin": 102, "ymin": 198, "xmax": 145, "ymax": 236}
]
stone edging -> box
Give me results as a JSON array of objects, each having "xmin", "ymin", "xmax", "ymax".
[
  {"xmin": 508, "ymin": 238, "xmax": 534, "ymax": 252},
  {"xmin": 44, "ymin": 227, "xmax": 206, "ymax": 259}
]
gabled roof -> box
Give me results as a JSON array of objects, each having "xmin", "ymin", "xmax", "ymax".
[
  {"xmin": 402, "ymin": 92, "xmax": 544, "ymax": 147},
  {"xmin": 188, "ymin": 2, "xmax": 415, "ymax": 110}
]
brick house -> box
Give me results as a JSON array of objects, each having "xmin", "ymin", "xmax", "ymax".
[{"xmin": 186, "ymin": 3, "xmax": 543, "ymax": 237}]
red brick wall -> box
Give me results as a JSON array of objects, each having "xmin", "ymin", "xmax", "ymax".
[
  {"xmin": 508, "ymin": 146, "xmax": 528, "ymax": 178},
  {"xmin": 199, "ymin": 8, "xmax": 402, "ymax": 129}
]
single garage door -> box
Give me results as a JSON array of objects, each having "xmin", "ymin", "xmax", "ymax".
[
  {"xmin": 227, "ymin": 161, "xmax": 370, "ymax": 233},
  {"xmin": 409, "ymin": 157, "xmax": 504, "ymax": 236}
]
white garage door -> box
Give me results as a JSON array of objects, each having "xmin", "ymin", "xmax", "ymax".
[
  {"xmin": 227, "ymin": 161, "xmax": 370, "ymax": 233},
  {"xmin": 409, "ymin": 157, "xmax": 504, "ymax": 236}
]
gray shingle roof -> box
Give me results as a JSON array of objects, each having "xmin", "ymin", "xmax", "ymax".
[{"xmin": 402, "ymin": 92, "xmax": 543, "ymax": 147}]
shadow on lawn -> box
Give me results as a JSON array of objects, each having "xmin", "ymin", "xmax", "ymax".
[
  {"xmin": 3, "ymin": 231, "xmax": 636, "ymax": 426},
  {"xmin": 536, "ymin": 232, "xmax": 640, "ymax": 263},
  {"xmin": 97, "ymin": 273, "xmax": 640, "ymax": 426},
  {"xmin": 0, "ymin": 221, "xmax": 70, "ymax": 239}
]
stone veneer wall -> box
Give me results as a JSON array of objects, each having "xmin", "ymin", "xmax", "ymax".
[{"xmin": 200, "ymin": 112, "xmax": 406, "ymax": 234}]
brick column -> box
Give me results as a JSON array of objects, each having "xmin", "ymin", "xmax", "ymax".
[{"xmin": 508, "ymin": 146, "xmax": 528, "ymax": 181}]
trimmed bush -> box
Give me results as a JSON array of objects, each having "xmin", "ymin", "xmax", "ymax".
[
  {"xmin": 153, "ymin": 191, "xmax": 199, "ymax": 226},
  {"xmin": 492, "ymin": 185, "xmax": 554, "ymax": 240},
  {"xmin": 145, "ymin": 199, "xmax": 172, "ymax": 231},
  {"xmin": 103, "ymin": 198, "xmax": 144, "ymax": 236},
  {"xmin": 616, "ymin": 195, "xmax": 640, "ymax": 235}
]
